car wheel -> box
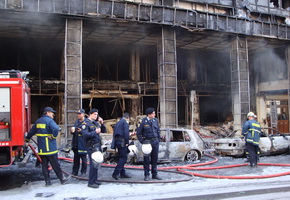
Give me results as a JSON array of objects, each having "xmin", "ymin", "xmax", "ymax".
[{"xmin": 185, "ymin": 150, "xmax": 199, "ymax": 162}]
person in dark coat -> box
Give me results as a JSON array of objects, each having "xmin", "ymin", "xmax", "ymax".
[
  {"xmin": 137, "ymin": 107, "xmax": 162, "ymax": 181},
  {"xmin": 26, "ymin": 107, "xmax": 69, "ymax": 186},
  {"xmin": 242, "ymin": 112, "xmax": 261, "ymax": 167},
  {"xmin": 81, "ymin": 109, "xmax": 102, "ymax": 189},
  {"xmin": 97, "ymin": 115, "xmax": 107, "ymax": 133},
  {"xmin": 111, "ymin": 113, "xmax": 131, "ymax": 180},
  {"xmin": 71, "ymin": 109, "xmax": 88, "ymax": 176}
]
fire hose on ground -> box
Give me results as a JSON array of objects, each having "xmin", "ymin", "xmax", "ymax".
[{"xmin": 28, "ymin": 143, "xmax": 290, "ymax": 183}]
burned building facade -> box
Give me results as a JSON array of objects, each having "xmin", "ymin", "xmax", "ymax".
[{"xmin": 0, "ymin": 0, "xmax": 290, "ymax": 139}]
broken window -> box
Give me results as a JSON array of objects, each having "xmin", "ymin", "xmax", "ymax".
[
  {"xmin": 282, "ymin": 0, "xmax": 290, "ymax": 9},
  {"xmin": 170, "ymin": 131, "xmax": 184, "ymax": 142},
  {"xmin": 160, "ymin": 130, "xmax": 167, "ymax": 142},
  {"xmin": 270, "ymin": 0, "xmax": 279, "ymax": 8},
  {"xmin": 184, "ymin": 132, "xmax": 191, "ymax": 142}
]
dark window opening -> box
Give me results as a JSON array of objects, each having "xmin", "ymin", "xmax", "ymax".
[
  {"xmin": 170, "ymin": 131, "xmax": 184, "ymax": 142},
  {"xmin": 282, "ymin": 0, "xmax": 290, "ymax": 9},
  {"xmin": 270, "ymin": 0, "xmax": 279, "ymax": 8}
]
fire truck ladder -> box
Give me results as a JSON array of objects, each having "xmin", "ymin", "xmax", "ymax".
[
  {"xmin": 158, "ymin": 27, "xmax": 178, "ymax": 128},
  {"xmin": 230, "ymin": 36, "xmax": 250, "ymax": 129},
  {"xmin": 64, "ymin": 19, "xmax": 83, "ymax": 143}
]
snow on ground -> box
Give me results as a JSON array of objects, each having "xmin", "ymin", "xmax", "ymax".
[{"xmin": 2, "ymin": 154, "xmax": 290, "ymax": 200}]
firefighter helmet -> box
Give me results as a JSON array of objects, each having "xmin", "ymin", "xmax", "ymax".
[
  {"xmin": 247, "ymin": 112, "xmax": 255, "ymax": 118},
  {"xmin": 91, "ymin": 151, "xmax": 104, "ymax": 164}
]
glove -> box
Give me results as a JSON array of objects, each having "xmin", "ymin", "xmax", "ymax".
[{"xmin": 25, "ymin": 138, "xmax": 30, "ymax": 143}]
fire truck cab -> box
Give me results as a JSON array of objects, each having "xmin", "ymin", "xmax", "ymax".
[{"xmin": 0, "ymin": 70, "xmax": 30, "ymax": 167}]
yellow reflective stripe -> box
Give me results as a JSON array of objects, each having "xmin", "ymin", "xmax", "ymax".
[
  {"xmin": 52, "ymin": 135, "xmax": 57, "ymax": 139},
  {"xmin": 36, "ymin": 134, "xmax": 53, "ymax": 137},
  {"xmin": 249, "ymin": 129, "xmax": 260, "ymax": 133},
  {"xmin": 78, "ymin": 134, "xmax": 83, "ymax": 137},
  {"xmin": 78, "ymin": 150, "xmax": 87, "ymax": 153},
  {"xmin": 252, "ymin": 123, "xmax": 261, "ymax": 128},
  {"xmin": 36, "ymin": 124, "xmax": 46, "ymax": 129},
  {"xmin": 38, "ymin": 150, "xmax": 58, "ymax": 155},
  {"xmin": 45, "ymin": 137, "xmax": 49, "ymax": 152}
]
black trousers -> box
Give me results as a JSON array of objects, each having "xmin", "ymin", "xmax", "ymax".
[
  {"xmin": 246, "ymin": 142, "xmax": 259, "ymax": 166},
  {"xmin": 113, "ymin": 141, "xmax": 128, "ymax": 176},
  {"xmin": 144, "ymin": 139, "xmax": 159, "ymax": 177},
  {"xmin": 72, "ymin": 149, "xmax": 87, "ymax": 175},
  {"xmin": 88, "ymin": 150, "xmax": 99, "ymax": 185},
  {"xmin": 40, "ymin": 154, "xmax": 63, "ymax": 182}
]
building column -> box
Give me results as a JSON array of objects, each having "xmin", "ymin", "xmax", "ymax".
[
  {"xmin": 187, "ymin": 52, "xmax": 199, "ymax": 126},
  {"xmin": 158, "ymin": 27, "xmax": 177, "ymax": 128},
  {"xmin": 287, "ymin": 46, "xmax": 290, "ymax": 132},
  {"xmin": 130, "ymin": 47, "xmax": 140, "ymax": 117},
  {"xmin": 64, "ymin": 18, "xmax": 83, "ymax": 142},
  {"xmin": 230, "ymin": 36, "xmax": 250, "ymax": 132}
]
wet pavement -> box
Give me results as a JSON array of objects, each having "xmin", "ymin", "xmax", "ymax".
[{"xmin": 1, "ymin": 153, "xmax": 290, "ymax": 192}]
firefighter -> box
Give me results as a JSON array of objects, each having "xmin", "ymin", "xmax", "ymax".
[
  {"xmin": 26, "ymin": 107, "xmax": 69, "ymax": 186},
  {"xmin": 71, "ymin": 109, "xmax": 88, "ymax": 176},
  {"xmin": 111, "ymin": 113, "xmax": 131, "ymax": 180},
  {"xmin": 137, "ymin": 107, "xmax": 162, "ymax": 181},
  {"xmin": 242, "ymin": 112, "xmax": 261, "ymax": 167},
  {"xmin": 81, "ymin": 109, "xmax": 102, "ymax": 188}
]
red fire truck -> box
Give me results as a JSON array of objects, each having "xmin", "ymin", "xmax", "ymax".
[{"xmin": 0, "ymin": 70, "xmax": 31, "ymax": 167}]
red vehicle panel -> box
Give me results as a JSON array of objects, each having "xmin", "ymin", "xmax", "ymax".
[{"xmin": 0, "ymin": 70, "xmax": 30, "ymax": 167}]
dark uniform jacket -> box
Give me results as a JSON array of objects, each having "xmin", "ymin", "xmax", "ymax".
[
  {"xmin": 111, "ymin": 118, "xmax": 130, "ymax": 149},
  {"xmin": 71, "ymin": 118, "xmax": 87, "ymax": 154},
  {"xmin": 97, "ymin": 117, "xmax": 107, "ymax": 133},
  {"xmin": 81, "ymin": 119, "xmax": 101, "ymax": 151},
  {"xmin": 242, "ymin": 119, "xmax": 261, "ymax": 146},
  {"xmin": 137, "ymin": 117, "xmax": 160, "ymax": 143},
  {"xmin": 27, "ymin": 115, "xmax": 59, "ymax": 156}
]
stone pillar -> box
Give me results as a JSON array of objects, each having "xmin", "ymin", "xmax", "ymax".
[
  {"xmin": 158, "ymin": 27, "xmax": 177, "ymax": 128},
  {"xmin": 64, "ymin": 18, "xmax": 82, "ymax": 142},
  {"xmin": 130, "ymin": 47, "xmax": 140, "ymax": 118},
  {"xmin": 230, "ymin": 36, "xmax": 250, "ymax": 132},
  {"xmin": 287, "ymin": 46, "xmax": 290, "ymax": 132},
  {"xmin": 187, "ymin": 52, "xmax": 197, "ymax": 84}
]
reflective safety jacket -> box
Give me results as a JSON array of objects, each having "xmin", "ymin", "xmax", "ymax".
[
  {"xmin": 27, "ymin": 115, "xmax": 59, "ymax": 156},
  {"xmin": 242, "ymin": 119, "xmax": 261, "ymax": 146},
  {"xmin": 71, "ymin": 118, "xmax": 87, "ymax": 155},
  {"xmin": 81, "ymin": 119, "xmax": 101, "ymax": 151}
]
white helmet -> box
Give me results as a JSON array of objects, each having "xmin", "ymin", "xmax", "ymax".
[
  {"xmin": 128, "ymin": 144, "xmax": 138, "ymax": 156},
  {"xmin": 91, "ymin": 151, "xmax": 104, "ymax": 164},
  {"xmin": 247, "ymin": 112, "xmax": 255, "ymax": 118},
  {"xmin": 141, "ymin": 143, "xmax": 152, "ymax": 156}
]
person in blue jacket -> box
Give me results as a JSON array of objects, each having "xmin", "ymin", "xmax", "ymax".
[
  {"xmin": 81, "ymin": 109, "xmax": 102, "ymax": 189},
  {"xmin": 26, "ymin": 107, "xmax": 69, "ymax": 186},
  {"xmin": 71, "ymin": 109, "xmax": 88, "ymax": 176},
  {"xmin": 111, "ymin": 113, "xmax": 131, "ymax": 180},
  {"xmin": 242, "ymin": 112, "xmax": 261, "ymax": 167},
  {"xmin": 137, "ymin": 107, "xmax": 162, "ymax": 181}
]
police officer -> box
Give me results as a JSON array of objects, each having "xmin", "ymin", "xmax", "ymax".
[
  {"xmin": 71, "ymin": 109, "xmax": 88, "ymax": 176},
  {"xmin": 137, "ymin": 107, "xmax": 162, "ymax": 181},
  {"xmin": 97, "ymin": 115, "xmax": 107, "ymax": 133},
  {"xmin": 26, "ymin": 107, "xmax": 69, "ymax": 186},
  {"xmin": 81, "ymin": 109, "xmax": 102, "ymax": 188},
  {"xmin": 242, "ymin": 112, "xmax": 261, "ymax": 167},
  {"xmin": 111, "ymin": 113, "xmax": 131, "ymax": 180}
]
